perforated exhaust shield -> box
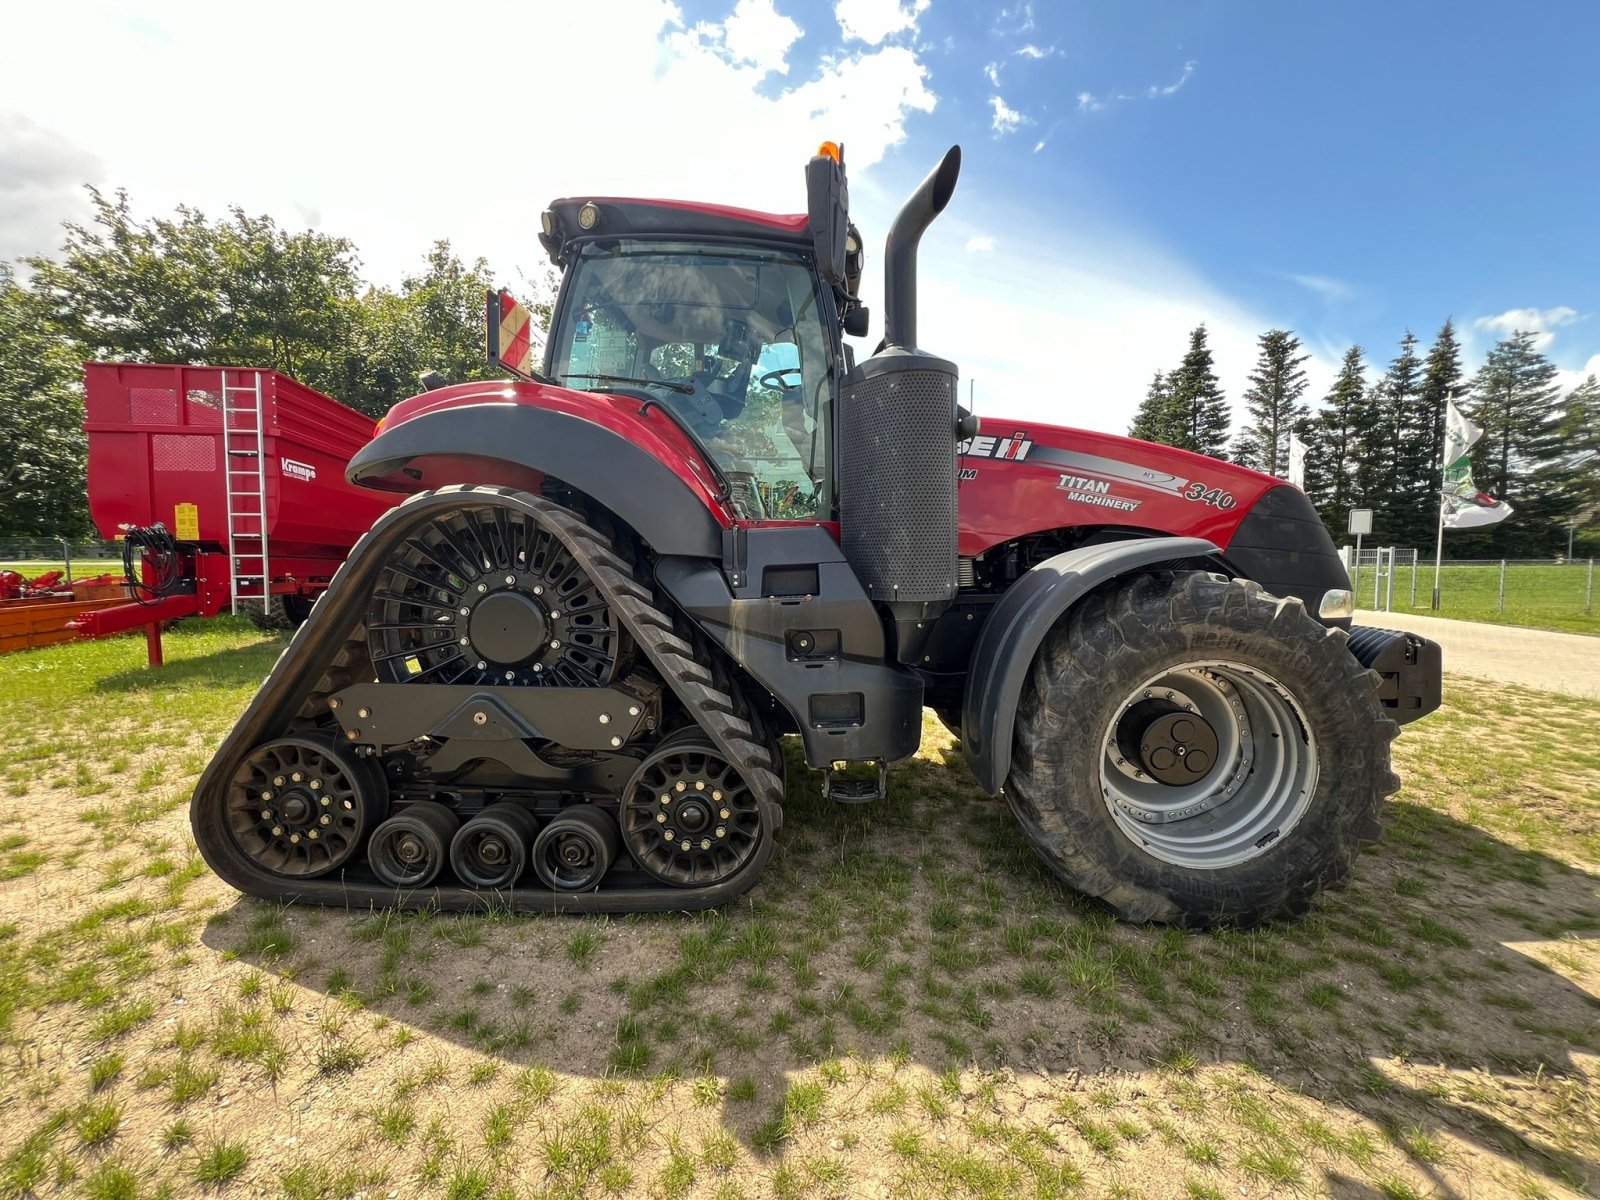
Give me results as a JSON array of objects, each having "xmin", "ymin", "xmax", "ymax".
[{"xmin": 838, "ymin": 348, "xmax": 959, "ymax": 606}]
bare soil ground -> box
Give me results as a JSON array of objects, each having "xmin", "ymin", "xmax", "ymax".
[{"xmin": 0, "ymin": 623, "xmax": 1595, "ymax": 1200}]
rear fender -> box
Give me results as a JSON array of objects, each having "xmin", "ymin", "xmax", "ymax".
[
  {"xmin": 347, "ymin": 403, "xmax": 726, "ymax": 558},
  {"xmin": 961, "ymin": 536, "xmax": 1226, "ymax": 794}
]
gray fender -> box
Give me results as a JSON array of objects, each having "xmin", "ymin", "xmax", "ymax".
[
  {"xmin": 347, "ymin": 404, "xmax": 723, "ymax": 558},
  {"xmin": 961, "ymin": 536, "xmax": 1226, "ymax": 795}
]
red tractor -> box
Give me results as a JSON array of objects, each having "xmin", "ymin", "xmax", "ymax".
[{"xmin": 193, "ymin": 144, "xmax": 1440, "ymax": 927}]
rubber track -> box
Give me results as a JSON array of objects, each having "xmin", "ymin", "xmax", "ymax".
[{"xmin": 190, "ymin": 485, "xmax": 781, "ymax": 914}]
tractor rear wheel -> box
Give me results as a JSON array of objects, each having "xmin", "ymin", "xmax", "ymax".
[{"xmin": 1007, "ymin": 570, "xmax": 1398, "ymax": 928}]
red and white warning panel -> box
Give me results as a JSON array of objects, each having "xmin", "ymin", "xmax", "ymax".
[{"xmin": 486, "ymin": 288, "xmax": 538, "ymax": 379}]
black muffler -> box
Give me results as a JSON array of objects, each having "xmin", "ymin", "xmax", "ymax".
[{"xmin": 838, "ymin": 146, "xmax": 963, "ymax": 665}]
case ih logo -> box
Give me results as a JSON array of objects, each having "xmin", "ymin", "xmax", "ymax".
[
  {"xmin": 281, "ymin": 457, "xmax": 317, "ymax": 482},
  {"xmin": 960, "ymin": 431, "xmax": 1033, "ymax": 461}
]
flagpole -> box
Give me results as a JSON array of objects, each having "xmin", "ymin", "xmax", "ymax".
[{"xmin": 1431, "ymin": 480, "xmax": 1446, "ymax": 611}]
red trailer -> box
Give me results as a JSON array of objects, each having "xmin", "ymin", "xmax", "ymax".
[{"xmin": 72, "ymin": 363, "xmax": 394, "ymax": 661}]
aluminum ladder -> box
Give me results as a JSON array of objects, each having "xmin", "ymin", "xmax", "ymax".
[{"xmin": 221, "ymin": 369, "xmax": 271, "ymax": 617}]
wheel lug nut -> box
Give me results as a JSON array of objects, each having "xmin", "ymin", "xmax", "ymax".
[
  {"xmin": 274, "ymin": 776, "xmax": 286, "ymax": 787},
  {"xmin": 309, "ymin": 779, "xmax": 322, "ymax": 790},
  {"xmin": 549, "ymin": 610, "xmax": 560, "ymax": 620},
  {"xmin": 680, "ymin": 840, "xmax": 690, "ymax": 851},
  {"xmin": 505, "ymin": 575, "xmax": 516, "ymax": 585},
  {"xmin": 675, "ymin": 782, "xmax": 686, "ymax": 793},
  {"xmin": 700, "ymin": 838, "xmax": 712, "ymax": 850},
  {"xmin": 660, "ymin": 794, "xmax": 671, "ymax": 805},
  {"xmin": 712, "ymin": 790, "xmax": 722, "ymax": 802},
  {"xmin": 320, "ymin": 796, "xmax": 330, "ymax": 806},
  {"xmin": 320, "ymin": 814, "xmax": 331, "ymax": 825},
  {"xmin": 260, "ymin": 810, "xmax": 273, "ymax": 821},
  {"xmin": 695, "ymin": 780, "xmax": 705, "ymax": 791},
  {"xmin": 533, "ymin": 585, "xmax": 543, "ymax": 595},
  {"xmin": 664, "ymin": 829, "xmax": 676, "ymax": 840},
  {"xmin": 549, "ymin": 639, "xmax": 560, "ymax": 649},
  {"xmin": 716, "ymin": 826, "xmax": 726, "ymax": 838},
  {"xmin": 260, "ymin": 789, "xmax": 273, "ymax": 801},
  {"xmin": 291, "ymin": 772, "xmax": 303, "ymax": 782},
  {"xmin": 307, "ymin": 830, "xmax": 319, "ymax": 840},
  {"xmin": 477, "ymin": 583, "xmax": 488, "ymax": 593},
  {"xmin": 657, "ymin": 813, "xmax": 667, "ymax": 823},
  {"xmin": 476, "ymin": 660, "xmax": 487, "ymax": 669},
  {"xmin": 289, "ymin": 832, "xmax": 301, "ymax": 843},
  {"xmin": 460, "ymin": 607, "xmax": 470, "ymax": 616},
  {"xmin": 272, "ymin": 826, "xmax": 284, "ymax": 836},
  {"xmin": 719, "ymin": 809, "xmax": 730, "ymax": 819},
  {"xmin": 459, "ymin": 636, "xmax": 470, "ymax": 646}
]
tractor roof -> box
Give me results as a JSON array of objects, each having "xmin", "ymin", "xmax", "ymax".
[{"xmin": 542, "ymin": 197, "xmax": 810, "ymax": 263}]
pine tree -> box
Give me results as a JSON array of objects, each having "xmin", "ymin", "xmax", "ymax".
[
  {"xmin": 1416, "ymin": 318, "xmax": 1463, "ymax": 487},
  {"xmin": 1129, "ymin": 370, "xmax": 1185, "ymax": 446},
  {"xmin": 1380, "ymin": 331, "xmax": 1432, "ymax": 547},
  {"xmin": 1459, "ymin": 331, "xmax": 1567, "ymax": 556},
  {"xmin": 1166, "ymin": 324, "xmax": 1231, "ymax": 457},
  {"xmin": 1236, "ymin": 329, "xmax": 1309, "ymax": 476},
  {"xmin": 1563, "ymin": 375, "xmax": 1600, "ymax": 517},
  {"xmin": 1306, "ymin": 345, "xmax": 1367, "ymax": 538},
  {"xmin": 1348, "ymin": 375, "xmax": 1391, "ymax": 516}
]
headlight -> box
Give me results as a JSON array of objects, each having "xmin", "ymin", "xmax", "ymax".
[{"xmin": 1319, "ymin": 588, "xmax": 1354, "ymax": 619}]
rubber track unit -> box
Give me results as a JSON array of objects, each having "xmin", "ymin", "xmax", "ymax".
[{"xmin": 190, "ymin": 485, "xmax": 784, "ymax": 914}]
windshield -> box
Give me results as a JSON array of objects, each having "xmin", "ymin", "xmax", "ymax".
[{"xmin": 550, "ymin": 240, "xmax": 834, "ymax": 520}]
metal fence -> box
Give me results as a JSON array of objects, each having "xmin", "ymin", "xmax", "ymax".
[
  {"xmin": 1344, "ymin": 547, "xmax": 1597, "ymax": 625},
  {"xmin": 0, "ymin": 537, "xmax": 124, "ymax": 582}
]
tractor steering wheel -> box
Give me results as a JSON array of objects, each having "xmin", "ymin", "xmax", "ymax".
[{"xmin": 759, "ymin": 367, "xmax": 803, "ymax": 390}]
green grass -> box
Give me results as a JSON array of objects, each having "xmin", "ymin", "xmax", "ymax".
[
  {"xmin": 1360, "ymin": 560, "xmax": 1599, "ymax": 634},
  {"xmin": 1, "ymin": 622, "xmax": 1597, "ymax": 1200}
]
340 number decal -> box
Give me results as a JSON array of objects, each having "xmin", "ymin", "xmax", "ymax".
[{"xmin": 1182, "ymin": 481, "xmax": 1237, "ymax": 510}]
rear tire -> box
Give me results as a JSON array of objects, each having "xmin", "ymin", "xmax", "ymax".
[{"xmin": 1007, "ymin": 571, "xmax": 1398, "ymax": 928}]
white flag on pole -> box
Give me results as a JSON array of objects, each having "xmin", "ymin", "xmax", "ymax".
[
  {"xmin": 1440, "ymin": 398, "xmax": 1512, "ymax": 529},
  {"xmin": 1442, "ymin": 398, "xmax": 1481, "ymax": 468},
  {"xmin": 1287, "ymin": 434, "xmax": 1307, "ymax": 491}
]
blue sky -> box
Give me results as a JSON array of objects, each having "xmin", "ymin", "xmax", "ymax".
[{"xmin": 3, "ymin": 0, "xmax": 1597, "ymax": 428}]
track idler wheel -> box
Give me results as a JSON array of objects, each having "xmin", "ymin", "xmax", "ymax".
[
  {"xmin": 368, "ymin": 804, "xmax": 460, "ymax": 889},
  {"xmin": 620, "ymin": 733, "xmax": 764, "ymax": 887},
  {"xmin": 226, "ymin": 736, "xmax": 386, "ymax": 879},
  {"xmin": 531, "ymin": 805, "xmax": 620, "ymax": 892},
  {"xmin": 449, "ymin": 804, "xmax": 539, "ymax": 889}
]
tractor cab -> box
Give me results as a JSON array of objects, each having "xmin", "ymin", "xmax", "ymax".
[{"xmin": 530, "ymin": 144, "xmax": 870, "ymax": 524}]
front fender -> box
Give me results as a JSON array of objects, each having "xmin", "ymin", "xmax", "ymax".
[
  {"xmin": 347, "ymin": 403, "xmax": 726, "ymax": 558},
  {"xmin": 961, "ymin": 536, "xmax": 1225, "ymax": 794}
]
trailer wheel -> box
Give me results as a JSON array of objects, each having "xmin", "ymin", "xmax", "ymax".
[
  {"xmin": 245, "ymin": 596, "xmax": 302, "ymax": 632},
  {"xmin": 1007, "ymin": 571, "xmax": 1398, "ymax": 928}
]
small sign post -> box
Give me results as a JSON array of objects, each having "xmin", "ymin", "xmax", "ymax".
[{"xmin": 1348, "ymin": 509, "xmax": 1373, "ymax": 600}]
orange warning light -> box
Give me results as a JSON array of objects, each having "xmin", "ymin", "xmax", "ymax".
[{"xmin": 815, "ymin": 141, "xmax": 841, "ymax": 163}]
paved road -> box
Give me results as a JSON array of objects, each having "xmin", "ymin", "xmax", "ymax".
[{"xmin": 1355, "ymin": 609, "xmax": 1600, "ymax": 701}]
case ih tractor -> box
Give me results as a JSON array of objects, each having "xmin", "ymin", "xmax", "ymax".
[{"xmin": 192, "ymin": 144, "xmax": 1441, "ymax": 927}]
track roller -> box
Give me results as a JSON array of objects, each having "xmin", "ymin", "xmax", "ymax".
[
  {"xmin": 225, "ymin": 735, "xmax": 386, "ymax": 879},
  {"xmin": 368, "ymin": 804, "xmax": 461, "ymax": 888},
  {"xmin": 531, "ymin": 805, "xmax": 620, "ymax": 892},
  {"xmin": 449, "ymin": 804, "xmax": 539, "ymax": 888}
]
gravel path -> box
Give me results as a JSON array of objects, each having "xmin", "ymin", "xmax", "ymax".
[{"xmin": 1356, "ymin": 609, "xmax": 1600, "ymax": 701}]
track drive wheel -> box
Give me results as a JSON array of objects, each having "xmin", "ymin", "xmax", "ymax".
[
  {"xmin": 1007, "ymin": 571, "xmax": 1399, "ymax": 929},
  {"xmin": 225, "ymin": 735, "xmax": 387, "ymax": 879},
  {"xmin": 620, "ymin": 731, "xmax": 765, "ymax": 887}
]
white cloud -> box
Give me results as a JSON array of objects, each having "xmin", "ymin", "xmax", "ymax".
[
  {"xmin": 983, "ymin": 61, "xmax": 1001, "ymax": 87},
  {"xmin": 1147, "ymin": 60, "xmax": 1196, "ymax": 98},
  {"xmin": 1032, "ymin": 138, "xmax": 1047, "ymax": 153},
  {"xmin": 996, "ymin": 2, "xmax": 1035, "ymax": 33},
  {"xmin": 1473, "ymin": 306, "xmax": 1580, "ymax": 352},
  {"xmin": 719, "ymin": 0, "xmax": 802, "ymax": 71},
  {"xmin": 1078, "ymin": 61, "xmax": 1199, "ymax": 116},
  {"xmin": 833, "ymin": 0, "xmax": 929, "ymax": 45},
  {"xmin": 0, "ymin": 112, "xmax": 99, "ymax": 260},
  {"xmin": 1013, "ymin": 43, "xmax": 1054, "ymax": 59},
  {"xmin": 990, "ymin": 95, "xmax": 1030, "ymax": 135},
  {"xmin": 0, "ymin": 0, "xmax": 936, "ymax": 286},
  {"xmin": 1287, "ymin": 272, "xmax": 1355, "ymax": 304},
  {"xmin": 965, "ymin": 235, "xmax": 995, "ymax": 253}
]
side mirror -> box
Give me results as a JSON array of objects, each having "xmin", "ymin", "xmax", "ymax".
[
  {"xmin": 806, "ymin": 146, "xmax": 849, "ymax": 288},
  {"xmin": 843, "ymin": 306, "xmax": 870, "ymax": 338}
]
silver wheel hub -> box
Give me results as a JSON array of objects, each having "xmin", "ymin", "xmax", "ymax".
[{"xmin": 1100, "ymin": 662, "xmax": 1317, "ymax": 869}]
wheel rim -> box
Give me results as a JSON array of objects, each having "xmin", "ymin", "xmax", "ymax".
[
  {"xmin": 226, "ymin": 738, "xmax": 377, "ymax": 878},
  {"xmin": 1099, "ymin": 661, "xmax": 1318, "ymax": 869},
  {"xmin": 533, "ymin": 811, "xmax": 616, "ymax": 891},
  {"xmin": 366, "ymin": 502, "xmax": 622, "ymax": 688},
  {"xmin": 620, "ymin": 738, "xmax": 762, "ymax": 886}
]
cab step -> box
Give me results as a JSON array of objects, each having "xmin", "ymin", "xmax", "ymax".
[{"xmin": 823, "ymin": 760, "xmax": 887, "ymax": 804}]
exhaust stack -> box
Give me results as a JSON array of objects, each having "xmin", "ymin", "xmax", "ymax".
[
  {"xmin": 882, "ymin": 145, "xmax": 962, "ymax": 351},
  {"xmin": 838, "ymin": 146, "xmax": 964, "ymax": 666}
]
